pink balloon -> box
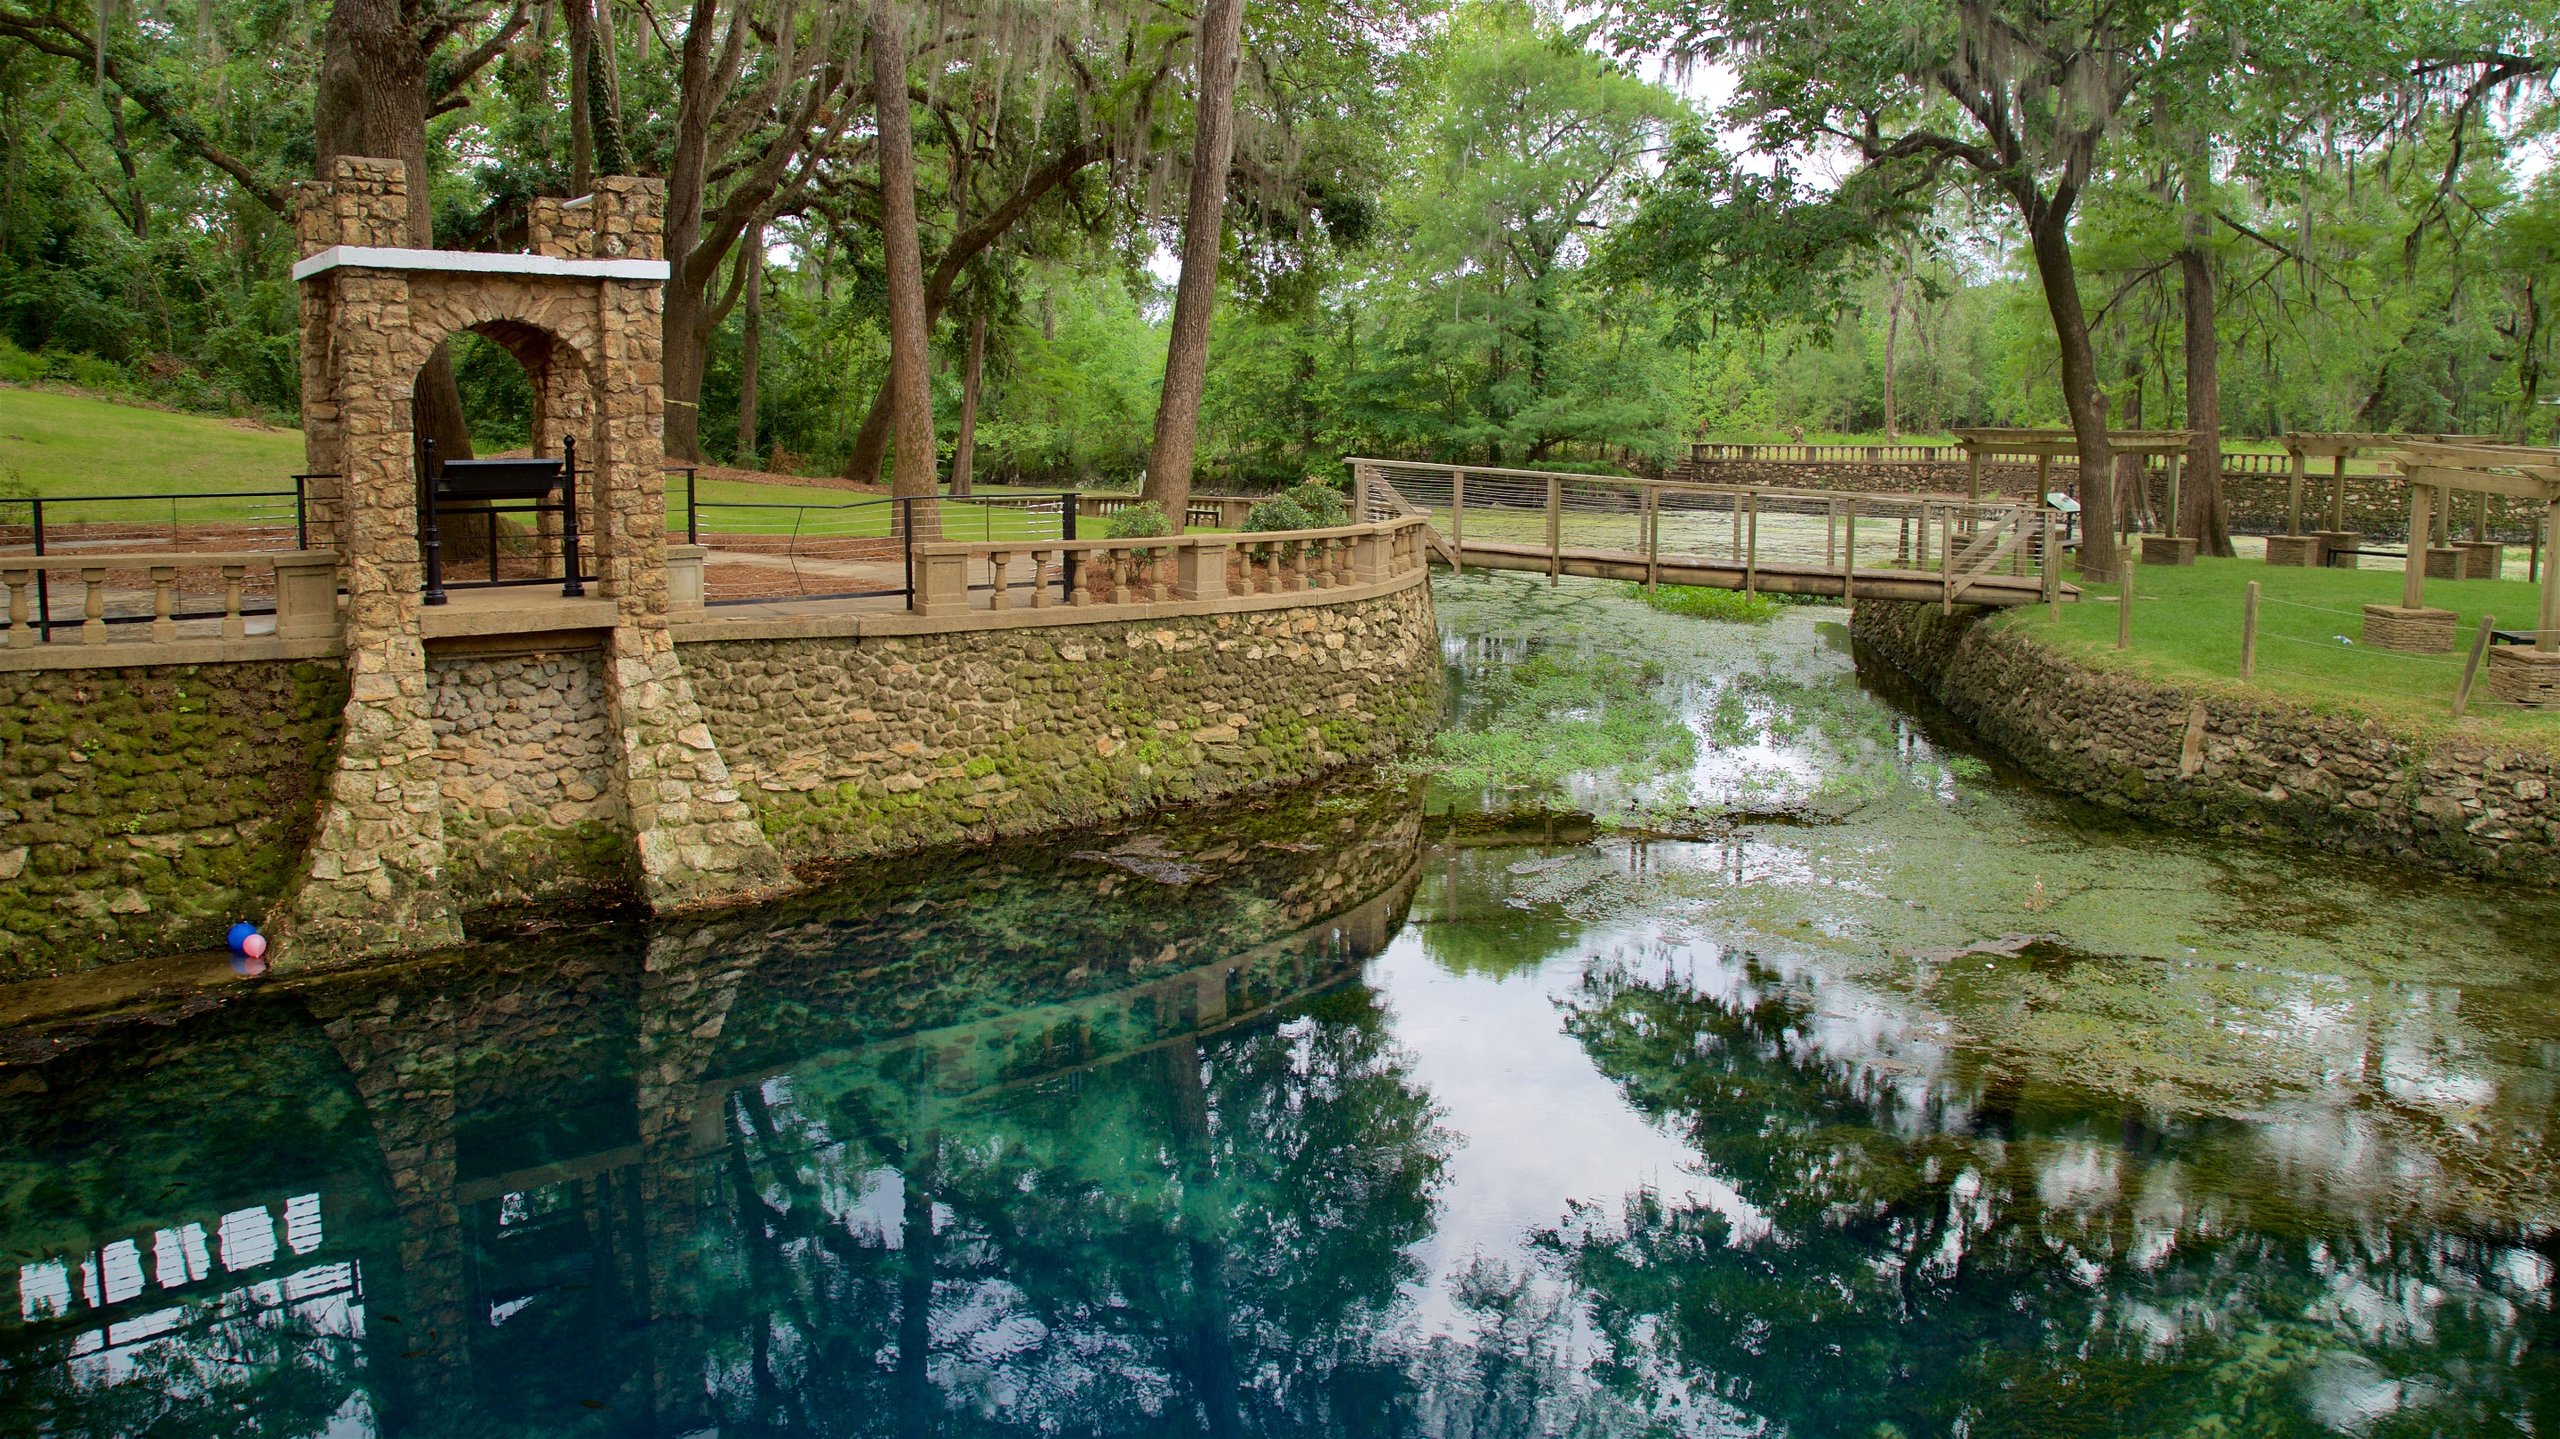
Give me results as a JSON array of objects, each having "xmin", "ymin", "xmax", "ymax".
[{"xmin": 241, "ymin": 932, "xmax": 268, "ymax": 961}]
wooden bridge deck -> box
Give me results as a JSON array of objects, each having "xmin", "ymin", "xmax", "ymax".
[{"xmin": 1445, "ymin": 539, "xmax": 2069, "ymax": 607}]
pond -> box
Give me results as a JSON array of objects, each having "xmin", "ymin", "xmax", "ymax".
[{"xmin": 3, "ymin": 572, "xmax": 2557, "ymax": 1437}]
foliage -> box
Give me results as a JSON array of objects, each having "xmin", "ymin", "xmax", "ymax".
[
  {"xmin": 1241, "ymin": 494, "xmax": 1317, "ymax": 532},
  {"xmin": 1279, "ymin": 480, "xmax": 1348, "ymax": 525},
  {"xmin": 1100, "ymin": 499, "xmax": 1173, "ymax": 539}
]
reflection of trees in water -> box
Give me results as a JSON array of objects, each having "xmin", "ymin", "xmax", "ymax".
[
  {"xmin": 688, "ymin": 982, "xmax": 1451, "ymax": 1436},
  {"xmin": 1547, "ymin": 954, "xmax": 2560, "ymax": 1438}
]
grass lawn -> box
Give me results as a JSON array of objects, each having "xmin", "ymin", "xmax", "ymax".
[
  {"xmin": 2018, "ymin": 554, "xmax": 2560, "ymax": 743},
  {"xmin": 0, "ymin": 387, "xmax": 1081, "ymax": 540}
]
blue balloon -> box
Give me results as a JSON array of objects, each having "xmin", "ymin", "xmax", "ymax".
[{"xmin": 225, "ymin": 921, "xmax": 260, "ymax": 954}]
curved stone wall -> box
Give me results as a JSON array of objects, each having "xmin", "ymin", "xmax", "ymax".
[{"xmin": 1853, "ymin": 600, "xmax": 2560, "ymax": 885}]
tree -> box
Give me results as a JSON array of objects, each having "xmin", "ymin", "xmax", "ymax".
[
  {"xmin": 1613, "ymin": 0, "xmax": 2202, "ymax": 579},
  {"xmin": 868, "ymin": 0, "xmax": 934, "ymax": 506},
  {"xmin": 1138, "ymin": 0, "xmax": 1245, "ymax": 519}
]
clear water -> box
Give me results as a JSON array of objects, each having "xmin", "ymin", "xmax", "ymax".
[{"xmin": 4, "ymin": 571, "xmax": 2558, "ymax": 1438}]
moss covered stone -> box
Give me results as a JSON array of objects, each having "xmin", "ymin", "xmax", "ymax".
[{"xmin": 0, "ymin": 661, "xmax": 344, "ymax": 976}]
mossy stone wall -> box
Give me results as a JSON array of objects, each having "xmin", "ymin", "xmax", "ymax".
[
  {"xmin": 680, "ymin": 586, "xmax": 1441, "ymax": 865},
  {"xmin": 1854, "ymin": 600, "xmax": 2560, "ymax": 884},
  {"xmin": 0, "ymin": 661, "xmax": 345, "ymax": 977}
]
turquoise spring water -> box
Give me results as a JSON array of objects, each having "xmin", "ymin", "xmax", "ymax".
[{"xmin": 2, "ymin": 571, "xmax": 2555, "ymax": 1436}]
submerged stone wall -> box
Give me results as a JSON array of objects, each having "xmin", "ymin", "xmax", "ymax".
[
  {"xmin": 682, "ymin": 585, "xmax": 1441, "ymax": 865},
  {"xmin": 1853, "ymin": 601, "xmax": 2560, "ymax": 884},
  {"xmin": 0, "ymin": 661, "xmax": 345, "ymax": 977},
  {"xmin": 424, "ymin": 646, "xmax": 634, "ymax": 911}
]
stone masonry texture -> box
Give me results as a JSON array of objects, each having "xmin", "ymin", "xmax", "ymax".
[
  {"xmin": 0, "ymin": 661, "xmax": 345, "ymax": 977},
  {"xmin": 680, "ymin": 587, "xmax": 1442, "ymax": 865},
  {"xmin": 426, "ymin": 648, "xmax": 634, "ymax": 910},
  {"xmin": 1854, "ymin": 600, "xmax": 2560, "ymax": 884}
]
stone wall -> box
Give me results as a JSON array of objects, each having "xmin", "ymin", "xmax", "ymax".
[
  {"xmin": 682, "ymin": 585, "xmax": 1441, "ymax": 865},
  {"xmin": 425, "ymin": 646, "xmax": 634, "ymax": 910},
  {"xmin": 0, "ymin": 661, "xmax": 345, "ymax": 977},
  {"xmin": 1853, "ymin": 601, "xmax": 2560, "ymax": 884}
]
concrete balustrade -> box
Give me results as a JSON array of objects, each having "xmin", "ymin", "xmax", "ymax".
[
  {"xmin": 0, "ymin": 551, "xmax": 343, "ymax": 669},
  {"xmin": 907, "ymin": 517, "xmax": 1428, "ymax": 623}
]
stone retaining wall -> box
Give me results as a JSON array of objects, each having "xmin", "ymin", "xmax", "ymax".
[
  {"xmin": 0, "ymin": 661, "xmax": 345, "ymax": 977},
  {"xmin": 682, "ymin": 585, "xmax": 1441, "ymax": 865},
  {"xmin": 1852, "ymin": 601, "xmax": 2560, "ymax": 884},
  {"xmin": 425, "ymin": 646, "xmax": 634, "ymax": 910}
]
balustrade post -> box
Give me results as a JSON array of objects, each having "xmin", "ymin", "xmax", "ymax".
[
  {"xmin": 1180, "ymin": 538, "xmax": 1232, "ymax": 600},
  {"xmin": 80, "ymin": 567, "xmax": 107, "ymax": 643},
  {"xmin": 221, "ymin": 565, "xmax": 247, "ymax": 640},
  {"xmin": 2, "ymin": 568, "xmax": 27, "ymax": 647},
  {"xmin": 1841, "ymin": 503, "xmax": 1857, "ymax": 612},
  {"xmin": 913, "ymin": 550, "xmax": 970, "ymax": 616},
  {"xmin": 150, "ymin": 566, "xmax": 177, "ymax": 642},
  {"xmin": 273, "ymin": 553, "xmax": 342, "ymax": 639},
  {"xmin": 988, "ymin": 550, "xmax": 1013, "ymax": 610},
  {"xmin": 1029, "ymin": 549, "xmax": 1054, "ymax": 608}
]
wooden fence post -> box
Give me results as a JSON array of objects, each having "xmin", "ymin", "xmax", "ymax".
[
  {"xmin": 2117, "ymin": 561, "xmax": 2133, "ymax": 650},
  {"xmin": 1450, "ymin": 468, "xmax": 1465, "ymax": 576},
  {"xmin": 2454, "ymin": 613, "xmax": 2494, "ymax": 717},
  {"xmin": 1938, "ymin": 505, "xmax": 1953, "ymax": 615},
  {"xmin": 1840, "ymin": 501, "xmax": 1856, "ymax": 612},
  {"xmin": 1745, "ymin": 492, "xmax": 1760, "ymax": 595},
  {"xmin": 2241, "ymin": 580, "xmax": 2260, "ymax": 678},
  {"xmin": 1546, "ymin": 475, "xmax": 1561, "ymax": 585}
]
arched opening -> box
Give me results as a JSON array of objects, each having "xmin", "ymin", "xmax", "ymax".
[{"xmin": 409, "ymin": 318, "xmax": 598, "ymax": 600}]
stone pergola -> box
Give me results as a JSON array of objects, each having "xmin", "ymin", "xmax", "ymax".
[
  {"xmin": 2364, "ymin": 444, "xmax": 2560, "ymax": 701},
  {"xmin": 1949, "ymin": 428, "xmax": 2198, "ymax": 563},
  {"xmin": 276, "ymin": 156, "xmax": 786, "ymax": 961},
  {"xmin": 2269, "ymin": 432, "xmax": 2502, "ymax": 567}
]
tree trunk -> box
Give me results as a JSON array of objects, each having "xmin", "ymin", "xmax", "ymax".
[
  {"xmin": 2025, "ymin": 210, "xmax": 2117, "ymax": 580},
  {"xmin": 950, "ymin": 308, "xmax": 985, "ymax": 497},
  {"xmin": 1138, "ymin": 0, "xmax": 1245, "ymax": 521},
  {"xmin": 315, "ymin": 0, "xmax": 474, "ymax": 518},
  {"xmin": 871, "ymin": 0, "xmax": 937, "ymax": 514},
  {"xmin": 564, "ymin": 0, "xmax": 593, "ymax": 191},
  {"xmin": 737, "ymin": 226, "xmax": 762, "ymax": 464},
  {"xmin": 2180, "ymin": 241, "xmax": 2232, "ymax": 555},
  {"xmin": 1882, "ymin": 262, "xmax": 1905, "ymax": 440}
]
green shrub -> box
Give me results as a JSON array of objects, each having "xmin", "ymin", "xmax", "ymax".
[
  {"xmin": 62, "ymin": 354, "xmax": 127, "ymax": 392},
  {"xmin": 0, "ymin": 338, "xmax": 42, "ymax": 384},
  {"xmin": 1280, "ymin": 481, "xmax": 1349, "ymax": 527},
  {"xmin": 1101, "ymin": 500, "xmax": 1172, "ymax": 539},
  {"xmin": 1242, "ymin": 495, "xmax": 1317, "ymax": 532}
]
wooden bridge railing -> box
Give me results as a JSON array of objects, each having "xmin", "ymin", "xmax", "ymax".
[{"xmin": 1350, "ymin": 458, "xmax": 2064, "ymax": 610}]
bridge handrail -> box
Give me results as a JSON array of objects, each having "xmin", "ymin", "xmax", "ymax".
[
  {"xmin": 1349, "ymin": 457, "xmax": 2054, "ymax": 514},
  {"xmin": 2, "ymin": 550, "xmax": 342, "ymax": 650}
]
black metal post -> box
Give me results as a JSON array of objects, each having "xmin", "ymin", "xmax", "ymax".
[
  {"xmin": 685, "ymin": 466, "xmax": 698, "ymax": 545},
  {"xmin": 900, "ymin": 495, "xmax": 914, "ymax": 600},
  {"xmin": 1061, "ymin": 493, "xmax": 1078, "ymax": 596},
  {"xmin": 30, "ymin": 496, "xmax": 48, "ymax": 642},
  {"xmin": 294, "ymin": 473, "xmax": 309, "ymax": 550},
  {"xmin": 561, "ymin": 436, "xmax": 586, "ymax": 597},
  {"xmin": 420, "ymin": 436, "xmax": 449, "ymax": 606}
]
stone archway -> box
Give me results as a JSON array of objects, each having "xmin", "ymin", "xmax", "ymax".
[{"xmin": 275, "ymin": 157, "xmax": 788, "ymax": 963}]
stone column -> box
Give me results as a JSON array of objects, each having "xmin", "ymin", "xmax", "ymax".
[
  {"xmin": 585, "ymin": 183, "xmax": 790, "ymax": 911},
  {"xmin": 276, "ymin": 158, "xmax": 464, "ymax": 962}
]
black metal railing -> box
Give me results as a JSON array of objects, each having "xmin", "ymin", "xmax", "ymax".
[
  {"xmin": 0, "ymin": 481, "xmax": 311, "ymax": 640},
  {"xmin": 684, "ymin": 491, "xmax": 1080, "ymax": 605},
  {"xmin": 417, "ymin": 437, "xmax": 590, "ymax": 604}
]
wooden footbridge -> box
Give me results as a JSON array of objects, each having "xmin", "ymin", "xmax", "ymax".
[{"xmin": 1350, "ymin": 458, "xmax": 2076, "ymax": 610}]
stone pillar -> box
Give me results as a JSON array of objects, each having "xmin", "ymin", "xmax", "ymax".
[
  {"xmin": 276, "ymin": 158, "xmax": 464, "ymax": 963},
  {"xmin": 583, "ymin": 180, "xmax": 789, "ymax": 911}
]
